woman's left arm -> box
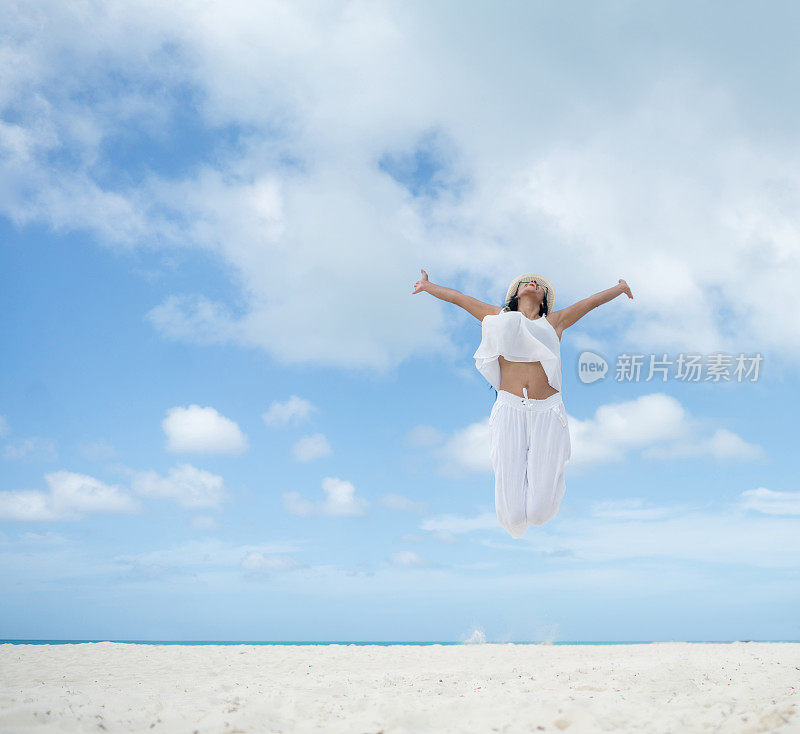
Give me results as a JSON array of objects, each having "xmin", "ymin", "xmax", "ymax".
[{"xmin": 550, "ymin": 279, "xmax": 633, "ymax": 333}]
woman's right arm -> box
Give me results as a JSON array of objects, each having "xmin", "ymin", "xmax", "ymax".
[{"xmin": 412, "ymin": 268, "xmax": 502, "ymax": 322}]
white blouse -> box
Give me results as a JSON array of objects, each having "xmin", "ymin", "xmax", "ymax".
[{"xmin": 473, "ymin": 310, "xmax": 562, "ymax": 392}]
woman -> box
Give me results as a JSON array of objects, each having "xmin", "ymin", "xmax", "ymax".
[{"xmin": 412, "ymin": 269, "xmax": 634, "ymax": 538}]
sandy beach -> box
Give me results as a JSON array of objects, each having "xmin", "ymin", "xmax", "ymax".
[{"xmin": 1, "ymin": 642, "xmax": 798, "ymax": 733}]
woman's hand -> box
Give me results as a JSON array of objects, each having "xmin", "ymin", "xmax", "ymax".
[
  {"xmin": 412, "ymin": 268, "xmax": 430, "ymax": 295},
  {"xmin": 618, "ymin": 279, "xmax": 633, "ymax": 299}
]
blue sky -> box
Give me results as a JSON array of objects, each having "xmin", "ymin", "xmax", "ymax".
[{"xmin": 1, "ymin": 0, "xmax": 799, "ymax": 642}]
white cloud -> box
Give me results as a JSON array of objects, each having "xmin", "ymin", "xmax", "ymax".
[
  {"xmin": 438, "ymin": 491, "xmax": 800, "ymax": 569},
  {"xmin": 510, "ymin": 87, "xmax": 800, "ymax": 359},
  {"xmin": 291, "ymin": 433, "xmax": 332, "ymax": 462},
  {"xmin": 740, "ymin": 487, "xmax": 800, "ymax": 516},
  {"xmin": 2, "ymin": 0, "xmax": 798, "ymax": 384},
  {"xmin": 425, "ymin": 393, "xmax": 764, "ymax": 477},
  {"xmin": 413, "ymin": 475, "xmax": 800, "ymax": 567},
  {"xmin": 146, "ymin": 295, "xmax": 240, "ymax": 346},
  {"xmin": 569, "ymin": 395, "xmax": 764, "ymax": 470},
  {"xmin": 569, "ymin": 393, "xmax": 687, "ymax": 467},
  {"xmin": 46, "ymin": 471, "xmax": 137, "ymax": 515},
  {"xmin": 590, "ymin": 498, "xmax": 691, "ymax": 521},
  {"xmin": 319, "ymin": 477, "xmax": 368, "ymax": 516},
  {"xmin": 0, "ymin": 471, "xmax": 139, "ymax": 522},
  {"xmin": 404, "ymin": 425, "xmax": 444, "ymax": 448},
  {"xmin": 430, "ymin": 530, "xmax": 459, "ymax": 544},
  {"xmin": 434, "ymin": 421, "xmax": 492, "ymax": 477},
  {"xmin": 390, "ymin": 550, "xmax": 428, "ymax": 568},
  {"xmin": 262, "ymin": 395, "xmax": 317, "ymax": 427},
  {"xmin": 0, "ymin": 415, "xmax": 9, "ymax": 438},
  {"xmin": 641, "ymin": 428, "xmax": 765, "ymax": 462},
  {"xmin": 113, "ymin": 539, "xmax": 301, "ymax": 570},
  {"xmin": 420, "ymin": 511, "xmax": 498, "ymax": 535},
  {"xmin": 2, "ymin": 437, "xmax": 57, "ymax": 462},
  {"xmin": 162, "ymin": 405, "xmax": 247, "ymax": 454},
  {"xmin": 521, "ymin": 510, "xmax": 800, "ymax": 569},
  {"xmin": 378, "ymin": 493, "xmax": 428, "ymax": 514},
  {"xmin": 281, "ymin": 491, "xmax": 316, "ymax": 517},
  {"xmin": 568, "ymin": 333, "xmax": 607, "ymax": 353},
  {"xmin": 0, "ymin": 490, "xmax": 58, "ymax": 522},
  {"xmin": 282, "ymin": 476, "xmax": 367, "ymax": 517},
  {"xmin": 241, "ymin": 551, "xmax": 304, "ymax": 572},
  {"xmin": 131, "ymin": 463, "xmax": 227, "ymax": 509}
]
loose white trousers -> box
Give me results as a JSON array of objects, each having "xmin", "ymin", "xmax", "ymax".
[{"xmin": 489, "ymin": 388, "xmax": 571, "ymax": 538}]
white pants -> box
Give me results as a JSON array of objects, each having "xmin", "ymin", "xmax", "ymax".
[{"xmin": 489, "ymin": 388, "xmax": 571, "ymax": 538}]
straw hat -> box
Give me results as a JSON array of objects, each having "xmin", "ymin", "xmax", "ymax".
[{"xmin": 504, "ymin": 272, "xmax": 556, "ymax": 314}]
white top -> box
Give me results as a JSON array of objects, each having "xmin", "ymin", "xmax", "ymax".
[{"xmin": 473, "ymin": 310, "xmax": 562, "ymax": 392}]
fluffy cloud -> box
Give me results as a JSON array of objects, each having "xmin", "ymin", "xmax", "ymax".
[
  {"xmin": 131, "ymin": 463, "xmax": 227, "ymax": 509},
  {"xmin": 390, "ymin": 551, "xmax": 429, "ymax": 568},
  {"xmin": 430, "ymin": 486, "xmax": 800, "ymax": 568},
  {"xmin": 569, "ymin": 394, "xmax": 764, "ymax": 471},
  {"xmin": 0, "ymin": 471, "xmax": 139, "ymax": 521},
  {"xmin": 420, "ymin": 393, "xmax": 763, "ymax": 476},
  {"xmin": 4, "ymin": 1, "xmax": 798, "ymax": 379},
  {"xmin": 2, "ymin": 437, "xmax": 58, "ymax": 462},
  {"xmin": 262, "ymin": 396, "xmax": 317, "ymax": 427},
  {"xmin": 403, "ymin": 425, "xmax": 444, "ymax": 448},
  {"xmin": 241, "ymin": 551, "xmax": 304, "ymax": 572},
  {"xmin": 641, "ymin": 428, "xmax": 765, "ymax": 461},
  {"xmin": 434, "ymin": 421, "xmax": 492, "ymax": 477},
  {"xmin": 0, "ymin": 463, "xmax": 230, "ymax": 520},
  {"xmin": 420, "ymin": 512, "xmax": 498, "ymax": 535},
  {"xmin": 290, "ymin": 433, "xmax": 332, "ymax": 462},
  {"xmin": 282, "ymin": 476, "xmax": 367, "ymax": 517},
  {"xmin": 114, "ymin": 539, "xmax": 301, "ymax": 571},
  {"xmin": 739, "ymin": 487, "xmax": 800, "ymax": 516},
  {"xmin": 162, "ymin": 405, "xmax": 247, "ymax": 454},
  {"xmin": 0, "ymin": 490, "xmax": 58, "ymax": 522},
  {"xmin": 281, "ymin": 492, "xmax": 316, "ymax": 517},
  {"xmin": 590, "ymin": 498, "xmax": 691, "ymax": 521}
]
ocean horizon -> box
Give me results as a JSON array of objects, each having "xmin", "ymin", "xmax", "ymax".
[{"xmin": 2, "ymin": 639, "xmax": 796, "ymax": 646}]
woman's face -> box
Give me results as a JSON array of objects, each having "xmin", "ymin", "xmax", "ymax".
[{"xmin": 517, "ymin": 280, "xmax": 543, "ymax": 299}]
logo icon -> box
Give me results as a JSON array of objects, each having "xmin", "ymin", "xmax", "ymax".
[{"xmin": 578, "ymin": 351, "xmax": 608, "ymax": 383}]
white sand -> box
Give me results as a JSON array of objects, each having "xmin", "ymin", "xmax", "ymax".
[{"xmin": 1, "ymin": 642, "xmax": 798, "ymax": 733}]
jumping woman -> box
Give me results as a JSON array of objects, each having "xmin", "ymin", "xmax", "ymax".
[{"xmin": 412, "ymin": 269, "xmax": 634, "ymax": 538}]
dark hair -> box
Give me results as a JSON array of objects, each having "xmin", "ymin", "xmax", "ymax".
[
  {"xmin": 488, "ymin": 292, "xmax": 549, "ymax": 399},
  {"xmin": 505, "ymin": 292, "xmax": 549, "ymax": 318}
]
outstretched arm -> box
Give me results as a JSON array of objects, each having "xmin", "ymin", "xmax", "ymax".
[
  {"xmin": 412, "ymin": 268, "xmax": 502, "ymax": 322},
  {"xmin": 551, "ymin": 279, "xmax": 633, "ymax": 333}
]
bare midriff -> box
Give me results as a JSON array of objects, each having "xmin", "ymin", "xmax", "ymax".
[{"xmin": 498, "ymin": 356, "xmax": 559, "ymax": 399}]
